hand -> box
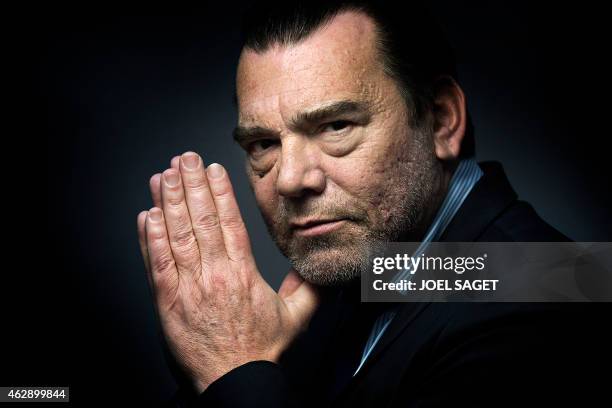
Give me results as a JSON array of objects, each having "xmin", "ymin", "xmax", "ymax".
[{"xmin": 136, "ymin": 152, "xmax": 320, "ymax": 392}]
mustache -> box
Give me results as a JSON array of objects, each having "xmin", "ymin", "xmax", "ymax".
[{"xmin": 277, "ymin": 197, "xmax": 367, "ymax": 225}]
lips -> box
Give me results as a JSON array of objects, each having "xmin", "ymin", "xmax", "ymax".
[
  {"xmin": 291, "ymin": 218, "xmax": 347, "ymax": 237},
  {"xmin": 291, "ymin": 218, "xmax": 341, "ymax": 228}
]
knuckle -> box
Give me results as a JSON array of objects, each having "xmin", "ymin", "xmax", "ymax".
[
  {"xmin": 209, "ymin": 176, "xmax": 230, "ymax": 196},
  {"xmin": 212, "ymin": 184, "xmax": 230, "ymax": 197},
  {"xmin": 168, "ymin": 211, "xmax": 191, "ymax": 229},
  {"xmin": 153, "ymin": 255, "xmax": 175, "ymax": 274},
  {"xmin": 171, "ymin": 228, "xmax": 196, "ymax": 248},
  {"xmin": 157, "ymin": 274, "xmax": 179, "ymax": 303},
  {"xmin": 220, "ymin": 215, "xmax": 245, "ymax": 231},
  {"xmin": 235, "ymin": 263, "xmax": 255, "ymax": 289},
  {"xmin": 209, "ymin": 272, "xmax": 229, "ymax": 292},
  {"xmin": 194, "ymin": 212, "xmax": 220, "ymax": 230},
  {"xmin": 183, "ymin": 174, "xmax": 207, "ymax": 189},
  {"xmin": 149, "ymin": 224, "xmax": 167, "ymax": 240},
  {"xmin": 166, "ymin": 195, "xmax": 184, "ymax": 207}
]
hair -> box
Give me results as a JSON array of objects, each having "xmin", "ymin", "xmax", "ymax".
[{"xmin": 239, "ymin": 0, "xmax": 475, "ymax": 158}]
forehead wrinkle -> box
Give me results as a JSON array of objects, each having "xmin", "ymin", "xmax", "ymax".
[{"xmin": 240, "ymin": 80, "xmax": 385, "ymax": 133}]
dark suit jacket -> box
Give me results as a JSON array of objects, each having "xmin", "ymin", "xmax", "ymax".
[{"xmin": 172, "ymin": 162, "xmax": 610, "ymax": 407}]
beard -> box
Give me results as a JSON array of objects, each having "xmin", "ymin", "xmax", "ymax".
[
  {"xmin": 269, "ymin": 198, "xmax": 389, "ymax": 286},
  {"xmin": 259, "ymin": 127, "xmax": 441, "ymax": 287}
]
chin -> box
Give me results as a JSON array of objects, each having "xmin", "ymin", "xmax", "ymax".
[{"xmin": 290, "ymin": 241, "xmax": 369, "ymax": 287}]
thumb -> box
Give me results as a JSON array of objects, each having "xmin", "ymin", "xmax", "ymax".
[
  {"xmin": 278, "ymin": 268, "xmax": 304, "ymax": 298},
  {"xmin": 280, "ymin": 269, "xmax": 321, "ymax": 328}
]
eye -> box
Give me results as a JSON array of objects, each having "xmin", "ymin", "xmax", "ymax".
[
  {"xmin": 248, "ymin": 139, "xmax": 278, "ymax": 155},
  {"xmin": 322, "ymin": 120, "xmax": 352, "ymax": 133}
]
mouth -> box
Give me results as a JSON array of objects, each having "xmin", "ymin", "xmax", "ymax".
[{"xmin": 291, "ymin": 219, "xmax": 348, "ymax": 237}]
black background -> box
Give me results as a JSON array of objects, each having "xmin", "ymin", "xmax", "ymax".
[{"xmin": 8, "ymin": 1, "xmax": 612, "ymax": 405}]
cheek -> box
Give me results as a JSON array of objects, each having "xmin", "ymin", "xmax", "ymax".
[
  {"xmin": 330, "ymin": 131, "xmax": 401, "ymax": 191},
  {"xmin": 365, "ymin": 156, "xmax": 404, "ymax": 221},
  {"xmin": 326, "ymin": 131, "xmax": 415, "ymax": 224}
]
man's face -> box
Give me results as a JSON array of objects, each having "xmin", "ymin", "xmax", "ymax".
[{"xmin": 235, "ymin": 11, "xmax": 443, "ymax": 286}]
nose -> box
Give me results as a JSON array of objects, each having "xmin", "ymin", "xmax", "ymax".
[{"xmin": 276, "ymin": 136, "xmax": 326, "ymax": 198}]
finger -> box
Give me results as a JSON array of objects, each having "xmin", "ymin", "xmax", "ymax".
[
  {"xmin": 160, "ymin": 168, "xmax": 202, "ymax": 275},
  {"xmin": 145, "ymin": 207, "xmax": 179, "ymax": 306},
  {"xmin": 171, "ymin": 155, "xmax": 180, "ymax": 169},
  {"xmin": 137, "ymin": 210, "xmax": 151, "ymax": 275},
  {"xmin": 178, "ymin": 152, "xmax": 227, "ymax": 261},
  {"xmin": 149, "ymin": 173, "xmax": 162, "ymax": 208},
  {"xmin": 138, "ymin": 211, "xmax": 155, "ymax": 291},
  {"xmin": 206, "ymin": 163, "xmax": 253, "ymax": 263}
]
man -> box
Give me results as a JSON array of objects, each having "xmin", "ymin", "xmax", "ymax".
[{"xmin": 137, "ymin": 1, "xmax": 608, "ymax": 406}]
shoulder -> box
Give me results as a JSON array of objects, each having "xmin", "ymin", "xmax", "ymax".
[
  {"xmin": 442, "ymin": 160, "xmax": 572, "ymax": 242},
  {"xmin": 479, "ymin": 199, "xmax": 571, "ymax": 242}
]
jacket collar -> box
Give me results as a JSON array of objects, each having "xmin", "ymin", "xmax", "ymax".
[
  {"xmin": 347, "ymin": 161, "xmax": 519, "ymax": 381},
  {"xmin": 439, "ymin": 161, "xmax": 518, "ymax": 242}
]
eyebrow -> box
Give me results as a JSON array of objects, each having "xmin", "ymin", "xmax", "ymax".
[
  {"xmin": 232, "ymin": 100, "xmax": 370, "ymax": 146},
  {"xmin": 289, "ymin": 100, "xmax": 370, "ymax": 129},
  {"xmin": 232, "ymin": 125, "xmax": 276, "ymax": 146}
]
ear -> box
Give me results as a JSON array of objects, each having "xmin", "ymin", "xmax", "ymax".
[{"xmin": 431, "ymin": 75, "xmax": 467, "ymax": 161}]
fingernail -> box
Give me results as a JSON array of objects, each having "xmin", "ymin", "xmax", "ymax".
[
  {"xmin": 207, "ymin": 163, "xmax": 224, "ymax": 179},
  {"xmin": 182, "ymin": 152, "xmax": 200, "ymax": 170},
  {"xmin": 164, "ymin": 170, "xmax": 180, "ymax": 187},
  {"xmin": 149, "ymin": 208, "xmax": 162, "ymax": 221}
]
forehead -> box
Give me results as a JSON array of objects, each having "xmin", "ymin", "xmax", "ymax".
[{"xmin": 236, "ymin": 11, "xmax": 385, "ymax": 123}]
